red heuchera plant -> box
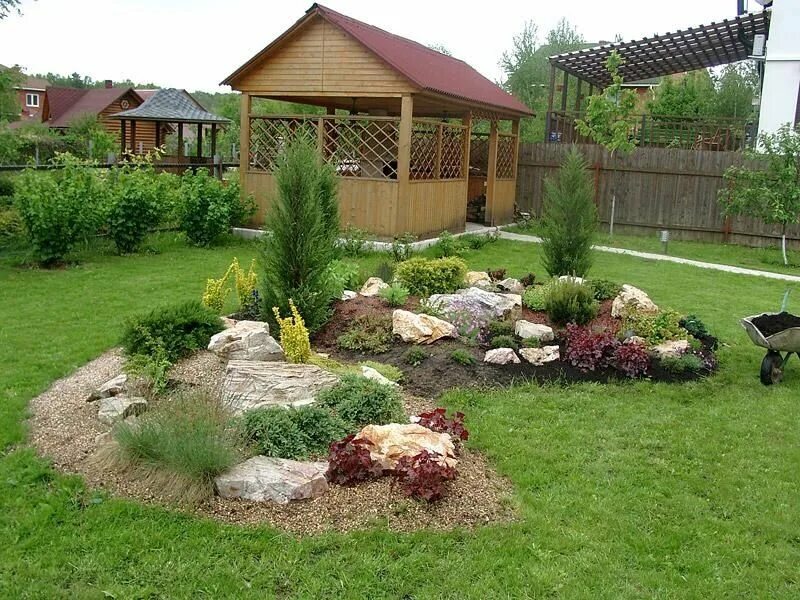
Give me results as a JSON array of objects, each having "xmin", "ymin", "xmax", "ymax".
[
  {"xmin": 613, "ymin": 341, "xmax": 650, "ymax": 378},
  {"xmin": 326, "ymin": 435, "xmax": 381, "ymax": 486},
  {"xmin": 394, "ymin": 450, "xmax": 457, "ymax": 502},
  {"xmin": 416, "ymin": 408, "xmax": 469, "ymax": 442},
  {"xmin": 565, "ymin": 323, "xmax": 620, "ymax": 371}
]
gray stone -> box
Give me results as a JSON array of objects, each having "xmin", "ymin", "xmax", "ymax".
[
  {"xmin": 558, "ymin": 275, "xmax": 586, "ymax": 285},
  {"xmin": 215, "ymin": 456, "xmax": 328, "ymax": 503},
  {"xmin": 465, "ymin": 271, "xmax": 492, "ymax": 287},
  {"xmin": 611, "ymin": 284, "xmax": 659, "ymax": 318},
  {"xmin": 97, "ymin": 396, "xmax": 147, "ymax": 426},
  {"xmin": 360, "ymin": 365, "xmax": 398, "ymax": 386},
  {"xmin": 392, "ymin": 309, "xmax": 457, "ymax": 344},
  {"xmin": 514, "ymin": 320, "xmax": 554, "ymax": 342},
  {"xmin": 207, "ymin": 320, "xmax": 284, "ymax": 362},
  {"xmin": 341, "ymin": 290, "xmax": 358, "ymax": 301},
  {"xmin": 651, "ymin": 339, "xmax": 690, "ymax": 359},
  {"xmin": 430, "ymin": 287, "xmax": 519, "ymax": 321},
  {"xmin": 221, "ymin": 361, "xmax": 339, "ymax": 414},
  {"xmin": 87, "ymin": 373, "xmax": 127, "ymax": 402},
  {"xmin": 360, "ymin": 277, "xmax": 389, "ymax": 297},
  {"xmin": 483, "ymin": 348, "xmax": 521, "ymax": 365},
  {"xmin": 497, "ymin": 277, "xmax": 525, "ymax": 294},
  {"xmin": 519, "ymin": 345, "xmax": 560, "ymax": 366}
]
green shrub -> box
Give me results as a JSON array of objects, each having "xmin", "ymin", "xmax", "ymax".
[
  {"xmin": 680, "ymin": 314, "xmax": 711, "ymax": 339},
  {"xmin": 0, "ymin": 205, "xmax": 23, "ymax": 247},
  {"xmin": 375, "ymin": 260, "xmax": 395, "ymax": 284},
  {"xmin": 622, "ymin": 309, "xmax": 687, "ymax": 345},
  {"xmin": 391, "ymin": 232, "xmax": 416, "ymax": 262},
  {"xmin": 0, "ymin": 175, "xmax": 14, "ymax": 198},
  {"xmin": 178, "ymin": 170, "xmax": 252, "ymax": 246},
  {"xmin": 450, "ymin": 349, "xmax": 476, "ymax": 366},
  {"xmin": 359, "ymin": 360, "xmax": 403, "ymax": 382},
  {"xmin": 107, "ymin": 156, "xmax": 165, "ymax": 254},
  {"xmin": 404, "ymin": 347, "xmax": 428, "ymax": 366},
  {"xmin": 379, "ymin": 283, "xmax": 410, "ymax": 307},
  {"xmin": 122, "ymin": 300, "xmax": 223, "ymax": 361},
  {"xmin": 544, "ymin": 279, "xmax": 599, "ymax": 325},
  {"xmin": 124, "ymin": 344, "xmax": 172, "ymax": 397},
  {"xmin": 112, "ymin": 389, "xmax": 239, "ymax": 504},
  {"xmin": 241, "ymin": 405, "xmax": 349, "ymax": 460},
  {"xmin": 522, "ymin": 337, "xmax": 541, "ymax": 348},
  {"xmin": 259, "ymin": 140, "xmax": 339, "ymax": 332},
  {"xmin": 490, "ymin": 335, "xmax": 518, "ymax": 350},
  {"xmin": 659, "ymin": 353, "xmax": 703, "ymax": 374},
  {"xmin": 340, "ymin": 224, "xmax": 368, "ymax": 257},
  {"xmin": 326, "ymin": 260, "xmax": 361, "ymax": 297},
  {"xmin": 459, "ymin": 233, "xmax": 490, "ymax": 250},
  {"xmin": 317, "ymin": 374, "xmax": 405, "ymax": 428},
  {"xmin": 395, "ymin": 256, "xmax": 467, "ymax": 296},
  {"xmin": 540, "ymin": 147, "xmax": 597, "ymax": 277},
  {"xmin": 522, "ymin": 280, "xmax": 555, "ymax": 311},
  {"xmin": 433, "ymin": 230, "xmax": 463, "ymax": 257},
  {"xmin": 590, "ymin": 278, "xmax": 622, "ymax": 301},
  {"xmin": 487, "ymin": 320, "xmax": 514, "ymax": 337},
  {"xmin": 417, "ymin": 298, "xmax": 445, "ymax": 318},
  {"xmin": 13, "ymin": 155, "xmax": 107, "ymax": 264},
  {"xmin": 336, "ymin": 314, "xmax": 394, "ymax": 354}
]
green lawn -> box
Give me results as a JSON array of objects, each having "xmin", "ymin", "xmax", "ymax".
[
  {"xmin": 505, "ymin": 223, "xmax": 800, "ymax": 276},
  {"xmin": 2, "ymin": 236, "xmax": 799, "ymax": 598}
]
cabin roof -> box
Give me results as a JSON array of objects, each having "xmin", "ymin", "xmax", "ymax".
[
  {"xmin": 45, "ymin": 87, "xmax": 139, "ymax": 128},
  {"xmin": 223, "ymin": 3, "xmax": 532, "ymax": 117}
]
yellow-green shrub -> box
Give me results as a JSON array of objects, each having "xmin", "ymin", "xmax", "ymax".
[
  {"xmin": 273, "ymin": 299, "xmax": 311, "ymax": 363},
  {"xmin": 395, "ymin": 257, "xmax": 467, "ymax": 296}
]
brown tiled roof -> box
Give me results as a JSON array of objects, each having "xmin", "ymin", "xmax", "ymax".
[{"xmin": 46, "ymin": 87, "xmax": 140, "ymax": 128}]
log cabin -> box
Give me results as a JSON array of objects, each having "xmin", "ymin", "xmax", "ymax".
[{"xmin": 222, "ymin": 3, "xmax": 533, "ymax": 238}]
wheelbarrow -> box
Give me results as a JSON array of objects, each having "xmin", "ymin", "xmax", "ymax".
[{"xmin": 741, "ymin": 312, "xmax": 800, "ymax": 385}]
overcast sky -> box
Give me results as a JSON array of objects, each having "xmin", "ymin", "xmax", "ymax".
[{"xmin": 1, "ymin": 0, "xmax": 746, "ymax": 92}]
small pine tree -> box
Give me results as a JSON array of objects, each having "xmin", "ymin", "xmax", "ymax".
[
  {"xmin": 259, "ymin": 140, "xmax": 339, "ymax": 332},
  {"xmin": 540, "ymin": 147, "xmax": 597, "ymax": 277}
]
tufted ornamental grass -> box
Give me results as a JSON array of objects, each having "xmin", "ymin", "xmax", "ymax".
[{"xmin": 103, "ymin": 389, "xmax": 240, "ymax": 505}]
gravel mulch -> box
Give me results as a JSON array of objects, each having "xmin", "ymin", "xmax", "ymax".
[{"xmin": 27, "ymin": 349, "xmax": 517, "ymax": 535}]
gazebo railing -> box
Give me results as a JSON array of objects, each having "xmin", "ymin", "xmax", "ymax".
[{"xmin": 409, "ymin": 119, "xmax": 467, "ymax": 180}]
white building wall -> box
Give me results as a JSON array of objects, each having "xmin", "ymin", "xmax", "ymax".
[{"xmin": 757, "ymin": 0, "xmax": 800, "ymax": 137}]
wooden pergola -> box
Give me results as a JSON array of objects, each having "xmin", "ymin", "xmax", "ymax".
[
  {"xmin": 544, "ymin": 10, "xmax": 771, "ymax": 146},
  {"xmin": 111, "ymin": 88, "xmax": 229, "ymax": 160},
  {"xmin": 222, "ymin": 3, "xmax": 532, "ymax": 239}
]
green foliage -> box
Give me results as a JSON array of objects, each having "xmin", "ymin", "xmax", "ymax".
[
  {"xmin": 544, "ymin": 279, "xmax": 599, "ymax": 325},
  {"xmin": 259, "ymin": 140, "xmax": 339, "ymax": 332},
  {"xmin": 112, "ymin": 389, "xmax": 239, "ymax": 504},
  {"xmin": 340, "ymin": 224, "xmax": 368, "ymax": 257},
  {"xmin": 589, "ymin": 278, "xmax": 622, "ymax": 301},
  {"xmin": 647, "ymin": 71, "xmax": 716, "ymax": 118},
  {"xmin": 487, "ymin": 320, "xmax": 514, "ymax": 337},
  {"xmin": 178, "ymin": 170, "xmax": 251, "ymax": 246},
  {"xmin": 390, "ymin": 232, "xmax": 416, "ymax": 262},
  {"xmin": 272, "ymin": 299, "xmax": 312, "ymax": 363},
  {"xmin": 326, "ymin": 260, "xmax": 361, "ymax": 298},
  {"xmin": 490, "ymin": 335, "xmax": 518, "ymax": 350},
  {"xmin": 680, "ymin": 314, "xmax": 711, "ymax": 340},
  {"xmin": 317, "ymin": 374, "xmax": 405, "ymax": 429},
  {"xmin": 121, "ymin": 300, "xmax": 223, "ymax": 362},
  {"xmin": 539, "ymin": 147, "xmax": 597, "ymax": 277},
  {"xmin": 433, "ymin": 230, "xmax": 463, "ymax": 257},
  {"xmin": 359, "ymin": 361, "xmax": 403, "ymax": 382},
  {"xmin": 0, "ymin": 175, "xmax": 14, "ymax": 197},
  {"xmin": 621, "ymin": 308, "xmax": 687, "ymax": 345},
  {"xmin": 522, "ymin": 337, "xmax": 541, "ymax": 348},
  {"xmin": 0, "ymin": 63, "xmax": 22, "ymax": 119},
  {"xmin": 0, "ymin": 204, "xmax": 23, "ymax": 247},
  {"xmin": 375, "ymin": 260, "xmax": 395, "ymax": 285},
  {"xmin": 522, "ymin": 280, "xmax": 555, "ymax": 311},
  {"xmin": 450, "ymin": 348, "xmax": 476, "ymax": 366},
  {"xmin": 459, "ymin": 233, "xmax": 491, "ymax": 250},
  {"xmin": 404, "ymin": 347, "xmax": 428, "ymax": 366},
  {"xmin": 241, "ymin": 405, "xmax": 349, "ymax": 460},
  {"xmin": 416, "ymin": 298, "xmax": 445, "ymax": 318},
  {"xmin": 575, "ymin": 51, "xmax": 637, "ymax": 156},
  {"xmin": 720, "ymin": 125, "xmax": 800, "ymax": 264},
  {"xmin": 659, "ymin": 352, "xmax": 703, "ymax": 374},
  {"xmin": 64, "ymin": 114, "xmax": 116, "ymax": 160},
  {"xmin": 378, "ymin": 282, "xmax": 410, "ymax": 307},
  {"xmin": 13, "ymin": 154, "xmax": 108, "ymax": 264},
  {"xmin": 336, "ymin": 314, "xmax": 393, "ymax": 354},
  {"xmin": 395, "ymin": 256, "xmax": 468, "ymax": 296},
  {"xmin": 124, "ymin": 344, "xmax": 172, "ymax": 397}
]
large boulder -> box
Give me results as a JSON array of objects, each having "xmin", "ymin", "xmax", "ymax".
[
  {"xmin": 514, "ymin": 320, "xmax": 554, "ymax": 342},
  {"xmin": 429, "ymin": 287, "xmax": 518, "ymax": 322},
  {"xmin": 97, "ymin": 396, "xmax": 147, "ymax": 426},
  {"xmin": 519, "ymin": 345, "xmax": 560, "ymax": 366},
  {"xmin": 465, "ymin": 271, "xmax": 492, "ymax": 288},
  {"xmin": 215, "ymin": 456, "xmax": 328, "ymax": 503},
  {"xmin": 497, "ymin": 278, "xmax": 525, "ymax": 295},
  {"xmin": 484, "ymin": 348, "xmax": 521, "ymax": 365},
  {"xmin": 360, "ymin": 365, "xmax": 398, "ymax": 386},
  {"xmin": 221, "ymin": 361, "xmax": 339, "ymax": 414},
  {"xmin": 392, "ymin": 309, "xmax": 456, "ymax": 344},
  {"xmin": 207, "ymin": 320, "xmax": 284, "ymax": 362},
  {"xmin": 340, "ymin": 290, "xmax": 358, "ymax": 301},
  {"xmin": 354, "ymin": 423, "xmax": 457, "ymax": 470},
  {"xmin": 360, "ymin": 277, "xmax": 389, "ymax": 297},
  {"xmin": 87, "ymin": 373, "xmax": 127, "ymax": 402},
  {"xmin": 611, "ymin": 284, "xmax": 659, "ymax": 318},
  {"xmin": 651, "ymin": 339, "xmax": 690, "ymax": 360}
]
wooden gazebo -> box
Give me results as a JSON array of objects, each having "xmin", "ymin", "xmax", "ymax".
[{"xmin": 222, "ymin": 3, "xmax": 532, "ymax": 238}]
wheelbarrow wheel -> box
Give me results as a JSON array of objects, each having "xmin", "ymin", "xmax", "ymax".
[{"xmin": 760, "ymin": 351, "xmax": 784, "ymax": 386}]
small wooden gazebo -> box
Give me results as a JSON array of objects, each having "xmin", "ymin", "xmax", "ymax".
[
  {"xmin": 222, "ymin": 3, "xmax": 532, "ymax": 238},
  {"xmin": 111, "ymin": 88, "xmax": 230, "ymax": 163}
]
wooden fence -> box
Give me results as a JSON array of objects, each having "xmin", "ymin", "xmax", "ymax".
[{"xmin": 515, "ymin": 143, "xmax": 800, "ymax": 249}]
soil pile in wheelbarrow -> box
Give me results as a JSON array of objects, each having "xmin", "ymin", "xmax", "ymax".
[{"xmin": 751, "ymin": 312, "xmax": 800, "ymax": 337}]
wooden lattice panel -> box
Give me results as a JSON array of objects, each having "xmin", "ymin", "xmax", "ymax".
[
  {"xmin": 411, "ymin": 120, "xmax": 465, "ymax": 180},
  {"xmin": 440, "ymin": 125, "xmax": 465, "ymax": 179},
  {"xmin": 496, "ymin": 134, "xmax": 516, "ymax": 179},
  {"xmin": 323, "ymin": 118, "xmax": 399, "ymax": 179},
  {"xmin": 410, "ymin": 121, "xmax": 437, "ymax": 180},
  {"xmin": 249, "ymin": 117, "xmax": 318, "ymax": 172},
  {"xmin": 469, "ymin": 133, "xmax": 489, "ymax": 173}
]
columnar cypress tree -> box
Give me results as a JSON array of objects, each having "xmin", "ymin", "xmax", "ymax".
[
  {"xmin": 540, "ymin": 146, "xmax": 597, "ymax": 277},
  {"xmin": 259, "ymin": 140, "xmax": 339, "ymax": 332}
]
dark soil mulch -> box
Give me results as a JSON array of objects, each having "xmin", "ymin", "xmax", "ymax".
[
  {"xmin": 751, "ymin": 312, "xmax": 800, "ymax": 338},
  {"xmin": 313, "ymin": 296, "xmax": 712, "ymax": 398}
]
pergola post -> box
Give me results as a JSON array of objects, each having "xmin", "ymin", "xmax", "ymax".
[
  {"xmin": 210, "ymin": 123, "xmax": 217, "ymax": 158},
  {"xmin": 545, "ymin": 63, "xmax": 557, "ymax": 142},
  {"xmin": 560, "ymin": 70, "xmax": 569, "ymax": 112},
  {"xmin": 240, "ymin": 93, "xmax": 251, "ymax": 173},
  {"xmin": 574, "ymin": 79, "xmax": 583, "ymax": 112},
  {"xmin": 486, "ymin": 118, "xmax": 499, "ymax": 226},
  {"xmin": 196, "ymin": 124, "xmax": 203, "ymax": 159},
  {"xmin": 177, "ymin": 123, "xmax": 184, "ymax": 158},
  {"xmin": 397, "ymin": 94, "xmax": 414, "ymax": 232}
]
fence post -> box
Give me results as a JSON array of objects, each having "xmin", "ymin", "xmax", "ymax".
[{"xmin": 593, "ymin": 162, "xmax": 601, "ymax": 206}]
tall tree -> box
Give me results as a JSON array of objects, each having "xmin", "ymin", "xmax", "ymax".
[
  {"xmin": 713, "ymin": 62, "xmax": 758, "ymax": 120},
  {"xmin": 647, "ymin": 70, "xmax": 716, "ymax": 117},
  {"xmin": 0, "ymin": 66, "xmax": 23, "ymax": 121},
  {"xmin": 0, "ymin": 0, "xmax": 21, "ymax": 19}
]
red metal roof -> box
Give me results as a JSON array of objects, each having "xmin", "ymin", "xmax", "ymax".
[
  {"xmin": 224, "ymin": 4, "xmax": 532, "ymax": 117},
  {"xmin": 45, "ymin": 87, "xmax": 140, "ymax": 128}
]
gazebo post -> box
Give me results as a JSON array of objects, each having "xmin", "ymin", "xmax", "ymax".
[
  {"xmin": 130, "ymin": 121, "xmax": 137, "ymax": 155},
  {"xmin": 574, "ymin": 79, "xmax": 583, "ymax": 112},
  {"xmin": 177, "ymin": 123, "xmax": 184, "ymax": 158},
  {"xmin": 560, "ymin": 71, "xmax": 569, "ymax": 112},
  {"xmin": 154, "ymin": 120, "xmax": 161, "ymax": 149},
  {"xmin": 486, "ymin": 118, "xmax": 499, "ymax": 226},
  {"xmin": 120, "ymin": 119, "xmax": 127, "ymax": 155},
  {"xmin": 210, "ymin": 123, "xmax": 218, "ymax": 178},
  {"xmin": 240, "ymin": 93, "xmax": 251, "ymax": 174},
  {"xmin": 196, "ymin": 124, "xmax": 203, "ymax": 159},
  {"xmin": 397, "ymin": 94, "xmax": 414, "ymax": 233},
  {"xmin": 462, "ymin": 111, "xmax": 472, "ymax": 228}
]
